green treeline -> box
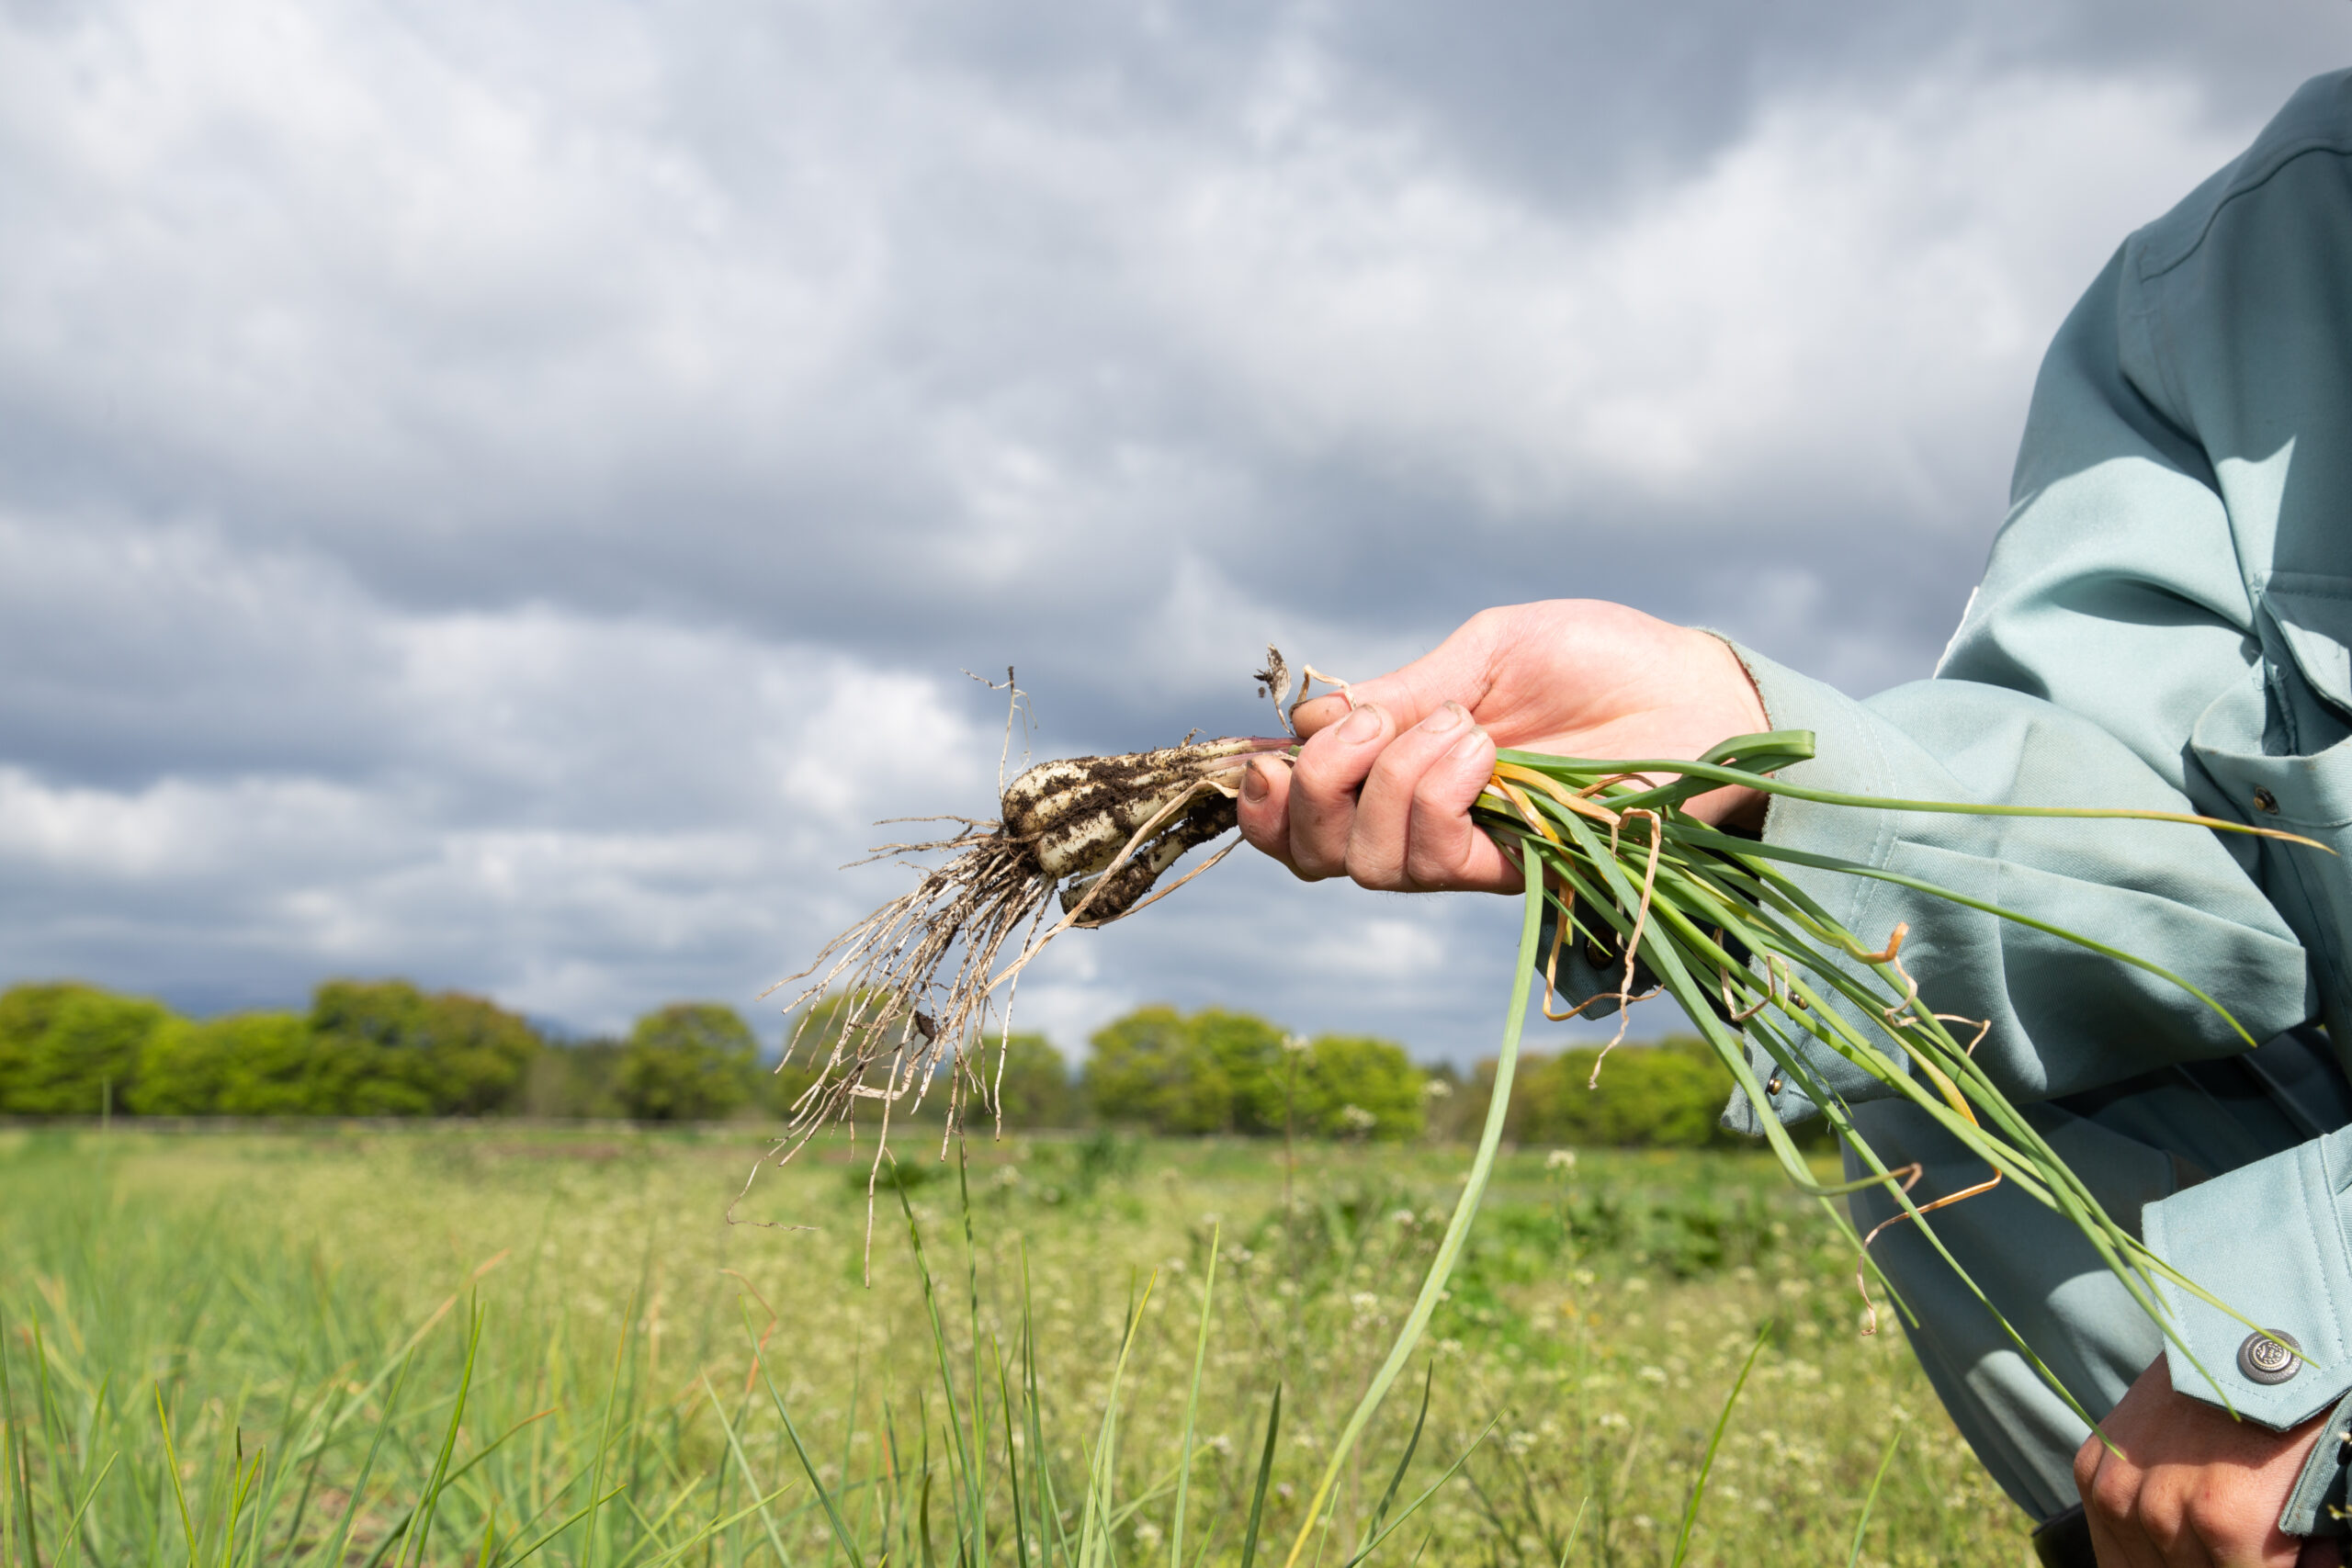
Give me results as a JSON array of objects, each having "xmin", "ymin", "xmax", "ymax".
[
  {"xmin": 1083, "ymin": 1006, "xmax": 1427, "ymax": 1140},
  {"xmin": 1487, "ymin": 1036, "xmax": 1747, "ymax": 1148},
  {"xmin": 0, "ymin": 979, "xmax": 1752, "ymax": 1145}
]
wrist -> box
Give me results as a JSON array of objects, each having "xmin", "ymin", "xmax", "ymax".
[{"xmin": 1685, "ymin": 629, "xmax": 1771, "ymax": 828}]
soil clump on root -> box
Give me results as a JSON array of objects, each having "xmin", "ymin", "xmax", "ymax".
[{"xmin": 754, "ymin": 721, "xmax": 1297, "ymax": 1195}]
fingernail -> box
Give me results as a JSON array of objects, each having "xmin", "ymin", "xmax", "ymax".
[
  {"xmin": 1241, "ymin": 761, "xmax": 1271, "ymax": 803},
  {"xmin": 1422, "ymin": 703, "xmax": 1466, "ymax": 736},
  {"xmin": 1449, "ymin": 725, "xmax": 1491, "ymax": 759},
  {"xmin": 1336, "ymin": 702, "xmax": 1385, "ymax": 741}
]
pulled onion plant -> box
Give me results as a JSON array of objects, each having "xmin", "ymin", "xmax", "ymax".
[{"xmin": 752, "ymin": 651, "xmax": 2322, "ymax": 1562}]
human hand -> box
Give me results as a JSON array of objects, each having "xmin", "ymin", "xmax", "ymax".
[
  {"xmin": 2074, "ymin": 1355, "xmax": 2342, "ymax": 1567},
  {"xmin": 1234, "ymin": 600, "xmax": 1769, "ymax": 893}
]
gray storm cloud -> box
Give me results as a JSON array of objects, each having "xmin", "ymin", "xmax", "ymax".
[{"xmin": 0, "ymin": 0, "xmax": 2341, "ymax": 1056}]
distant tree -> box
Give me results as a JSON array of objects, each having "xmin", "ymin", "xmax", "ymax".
[
  {"xmin": 1190, "ymin": 1010, "xmax": 1288, "ymax": 1132},
  {"xmin": 1295, "ymin": 1035, "xmax": 1426, "ymax": 1141},
  {"xmin": 1088, "ymin": 1007, "xmax": 1237, "ymax": 1134},
  {"xmin": 418, "ymin": 991, "xmax": 544, "ymax": 1114},
  {"xmin": 0, "ymin": 982, "xmax": 169, "ymax": 1115},
  {"xmin": 616, "ymin": 1003, "xmax": 758, "ymax": 1122},
  {"xmin": 1507, "ymin": 1035, "xmax": 1735, "ymax": 1148},
  {"xmin": 1083, "ymin": 1007, "xmax": 1430, "ymax": 1141},
  {"xmin": 981, "ymin": 1032, "xmax": 1081, "ymax": 1128},
  {"xmin": 132, "ymin": 1010, "xmax": 313, "ymax": 1114},
  {"xmin": 520, "ymin": 1039, "xmax": 629, "ymax": 1119},
  {"xmin": 306, "ymin": 979, "xmax": 542, "ymax": 1115},
  {"xmin": 302, "ymin": 979, "xmax": 438, "ymax": 1114}
]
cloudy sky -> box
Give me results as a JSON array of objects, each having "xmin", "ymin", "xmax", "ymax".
[{"xmin": 1, "ymin": 0, "xmax": 2344, "ymax": 1062}]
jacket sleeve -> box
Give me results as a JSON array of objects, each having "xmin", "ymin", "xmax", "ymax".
[
  {"xmin": 1727, "ymin": 240, "xmax": 2310, "ymax": 1126},
  {"xmin": 1735, "ymin": 162, "xmax": 2352, "ymax": 1431}
]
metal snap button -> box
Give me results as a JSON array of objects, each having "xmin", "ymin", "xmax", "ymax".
[
  {"xmin": 2239, "ymin": 1330, "xmax": 2301, "ymax": 1385},
  {"xmin": 2254, "ymin": 787, "xmax": 2280, "ymax": 814}
]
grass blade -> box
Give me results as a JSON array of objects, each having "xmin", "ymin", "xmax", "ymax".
[
  {"xmin": 1077, "ymin": 1272, "xmax": 1157, "ymax": 1568},
  {"xmin": 578, "ymin": 1288, "xmax": 638, "ymax": 1568},
  {"xmin": 503, "ymin": 1486, "xmax": 628, "ymax": 1567},
  {"xmin": 1280, "ymin": 873, "xmax": 1544, "ymax": 1568},
  {"xmin": 1844, "ymin": 1427, "xmax": 1903, "ymax": 1568},
  {"xmin": 704, "ymin": 1374, "xmax": 798, "ymax": 1568},
  {"xmin": 759, "ymin": 1353, "xmax": 866, "ymax": 1568},
  {"xmin": 1169, "ymin": 1224, "xmax": 1219, "ymax": 1568},
  {"xmin": 1340, "ymin": 1421, "xmax": 1495, "ymax": 1568},
  {"xmin": 153, "ymin": 1385, "xmax": 198, "ymax": 1563},
  {"xmin": 397, "ymin": 1297, "xmax": 485, "ymax": 1568},
  {"xmin": 1352, "ymin": 1366, "xmax": 1431, "ymax": 1559},
  {"xmin": 1667, "ymin": 1323, "xmax": 1770, "ymax": 1568},
  {"xmin": 55, "ymin": 1450, "xmax": 116, "ymax": 1566},
  {"xmin": 1237, "ymin": 1386, "xmax": 1280, "ymax": 1568},
  {"xmin": 302, "ymin": 1348, "xmax": 415, "ymax": 1568}
]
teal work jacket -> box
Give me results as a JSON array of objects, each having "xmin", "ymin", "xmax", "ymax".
[{"xmin": 1729, "ymin": 68, "xmax": 2352, "ymax": 1432}]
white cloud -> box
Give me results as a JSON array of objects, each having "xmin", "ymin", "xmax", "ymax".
[
  {"xmin": 0, "ymin": 768, "xmax": 384, "ymax": 881},
  {"xmin": 1144, "ymin": 68, "xmax": 2244, "ymax": 525},
  {"xmin": 0, "ymin": 0, "xmax": 2331, "ymax": 1054}
]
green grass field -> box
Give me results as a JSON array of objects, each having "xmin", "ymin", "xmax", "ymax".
[{"xmin": 0, "ymin": 1126, "xmax": 2030, "ymax": 1566}]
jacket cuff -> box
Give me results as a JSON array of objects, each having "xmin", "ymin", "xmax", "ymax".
[
  {"xmin": 2280, "ymin": 1388, "xmax": 2352, "ymax": 1538},
  {"xmin": 2143, "ymin": 1126, "xmax": 2352, "ymax": 1430},
  {"xmin": 1713, "ymin": 639, "xmax": 1904, "ymax": 879},
  {"xmin": 1709, "ymin": 640, "xmax": 1906, "ymax": 1130}
]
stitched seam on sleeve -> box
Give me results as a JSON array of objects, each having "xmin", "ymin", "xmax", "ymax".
[
  {"xmin": 2139, "ymin": 139, "xmax": 2352, "ymax": 282},
  {"xmin": 2294, "ymin": 1145, "xmax": 2346, "ymax": 1379},
  {"xmin": 2326, "ymin": 1134, "xmax": 2352, "ymax": 1378}
]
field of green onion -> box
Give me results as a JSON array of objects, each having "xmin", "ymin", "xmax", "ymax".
[{"xmin": 0, "ymin": 1126, "xmax": 2027, "ymax": 1566}]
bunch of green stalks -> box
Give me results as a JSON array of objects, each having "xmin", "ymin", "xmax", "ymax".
[{"xmin": 1293, "ymin": 723, "xmax": 2330, "ymax": 1553}]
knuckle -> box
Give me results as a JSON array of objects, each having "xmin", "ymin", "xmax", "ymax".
[
  {"xmin": 1408, "ymin": 763, "xmax": 1460, "ymax": 813},
  {"xmin": 1344, "ymin": 829, "xmax": 1409, "ymax": 892},
  {"xmin": 1284, "ymin": 833, "xmax": 1340, "ymax": 881},
  {"xmin": 2086, "ymin": 1463, "xmax": 2138, "ymax": 1524},
  {"xmin": 2180, "ymin": 1485, "xmax": 2243, "ymax": 1547},
  {"xmin": 2072, "ymin": 1434, "xmax": 2105, "ymax": 1496},
  {"xmin": 1292, "ymin": 846, "xmax": 1343, "ymax": 881},
  {"xmin": 1287, "ymin": 760, "xmax": 1340, "ymax": 807},
  {"xmin": 1464, "ymin": 605, "xmax": 1514, "ymax": 642},
  {"xmin": 1292, "ymin": 820, "xmax": 1354, "ymax": 879},
  {"xmin": 1400, "ymin": 841, "xmax": 1455, "ymax": 890},
  {"xmin": 1294, "ymin": 748, "xmax": 1370, "ymax": 807}
]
